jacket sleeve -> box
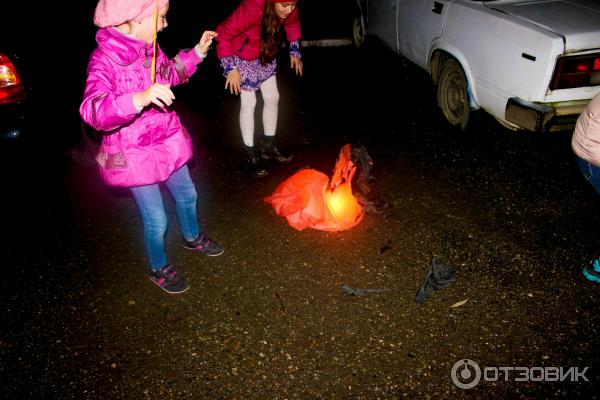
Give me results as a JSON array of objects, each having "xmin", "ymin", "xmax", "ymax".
[
  {"xmin": 216, "ymin": 0, "xmax": 261, "ymax": 59},
  {"xmin": 79, "ymin": 51, "xmax": 140, "ymax": 132},
  {"xmin": 283, "ymin": 7, "xmax": 302, "ymax": 42},
  {"xmin": 166, "ymin": 46, "xmax": 204, "ymax": 86}
]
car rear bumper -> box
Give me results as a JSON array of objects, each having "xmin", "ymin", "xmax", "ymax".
[{"xmin": 505, "ymin": 97, "xmax": 589, "ymax": 132}]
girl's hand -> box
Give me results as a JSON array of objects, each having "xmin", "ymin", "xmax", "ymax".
[
  {"xmin": 133, "ymin": 83, "xmax": 175, "ymax": 109},
  {"xmin": 225, "ymin": 69, "xmax": 241, "ymax": 95},
  {"xmin": 291, "ymin": 56, "xmax": 303, "ymax": 76},
  {"xmin": 198, "ymin": 31, "xmax": 218, "ymax": 54}
]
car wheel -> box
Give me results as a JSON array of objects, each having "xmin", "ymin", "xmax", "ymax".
[
  {"xmin": 352, "ymin": 16, "xmax": 365, "ymax": 48},
  {"xmin": 437, "ymin": 58, "xmax": 470, "ymax": 131}
]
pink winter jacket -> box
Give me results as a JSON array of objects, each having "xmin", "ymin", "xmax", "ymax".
[
  {"xmin": 80, "ymin": 28, "xmax": 203, "ymax": 187},
  {"xmin": 216, "ymin": 0, "xmax": 302, "ymax": 60}
]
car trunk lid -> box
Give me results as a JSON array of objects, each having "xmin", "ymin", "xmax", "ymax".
[{"xmin": 488, "ymin": 0, "xmax": 600, "ymax": 52}]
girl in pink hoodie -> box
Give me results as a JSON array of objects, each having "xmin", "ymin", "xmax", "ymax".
[
  {"xmin": 80, "ymin": 0, "xmax": 223, "ymax": 294},
  {"xmin": 216, "ymin": 0, "xmax": 303, "ymax": 177}
]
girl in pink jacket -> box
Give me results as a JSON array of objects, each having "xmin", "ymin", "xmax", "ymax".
[
  {"xmin": 216, "ymin": 0, "xmax": 303, "ymax": 177},
  {"xmin": 80, "ymin": 0, "xmax": 223, "ymax": 294}
]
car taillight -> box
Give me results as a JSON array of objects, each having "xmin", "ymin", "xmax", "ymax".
[
  {"xmin": 0, "ymin": 52, "xmax": 26, "ymax": 104},
  {"xmin": 550, "ymin": 53, "xmax": 600, "ymax": 90}
]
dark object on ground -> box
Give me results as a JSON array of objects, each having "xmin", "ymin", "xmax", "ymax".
[
  {"xmin": 350, "ymin": 144, "xmax": 389, "ymax": 215},
  {"xmin": 380, "ymin": 239, "xmax": 393, "ymax": 255},
  {"xmin": 350, "ymin": 144, "xmax": 374, "ymax": 195},
  {"xmin": 340, "ymin": 284, "xmax": 395, "ymax": 296},
  {"xmin": 354, "ymin": 191, "xmax": 388, "ymax": 215},
  {"xmin": 415, "ymin": 257, "xmax": 458, "ymax": 304}
]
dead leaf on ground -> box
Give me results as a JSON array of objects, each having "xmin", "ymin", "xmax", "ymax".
[{"xmin": 450, "ymin": 299, "xmax": 468, "ymax": 308}]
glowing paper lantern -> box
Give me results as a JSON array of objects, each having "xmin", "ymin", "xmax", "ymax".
[
  {"xmin": 324, "ymin": 183, "xmax": 362, "ymax": 226},
  {"xmin": 264, "ymin": 144, "xmax": 364, "ymax": 231}
]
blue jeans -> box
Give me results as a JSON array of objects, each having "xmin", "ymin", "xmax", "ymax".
[
  {"xmin": 576, "ymin": 156, "xmax": 600, "ymax": 196},
  {"xmin": 130, "ymin": 165, "xmax": 201, "ymax": 269}
]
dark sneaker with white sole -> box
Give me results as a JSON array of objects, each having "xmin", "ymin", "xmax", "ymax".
[
  {"xmin": 148, "ymin": 264, "xmax": 189, "ymax": 294},
  {"xmin": 183, "ymin": 233, "xmax": 225, "ymax": 256},
  {"xmin": 582, "ymin": 258, "xmax": 600, "ymax": 284},
  {"xmin": 261, "ymin": 144, "xmax": 293, "ymax": 162}
]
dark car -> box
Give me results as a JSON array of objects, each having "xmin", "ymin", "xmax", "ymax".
[
  {"xmin": 0, "ymin": 51, "xmax": 29, "ymax": 143},
  {"xmin": 0, "ymin": 42, "xmax": 86, "ymax": 167}
]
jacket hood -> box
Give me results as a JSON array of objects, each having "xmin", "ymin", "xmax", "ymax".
[
  {"xmin": 244, "ymin": 0, "xmax": 299, "ymax": 22},
  {"xmin": 95, "ymin": 27, "xmax": 151, "ymax": 66},
  {"xmin": 488, "ymin": 0, "xmax": 600, "ymax": 52}
]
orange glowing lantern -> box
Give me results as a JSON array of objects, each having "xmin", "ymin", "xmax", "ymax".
[
  {"xmin": 264, "ymin": 144, "xmax": 364, "ymax": 231},
  {"xmin": 323, "ymin": 183, "xmax": 362, "ymax": 226}
]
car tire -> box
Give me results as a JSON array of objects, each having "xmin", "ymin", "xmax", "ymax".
[
  {"xmin": 352, "ymin": 16, "xmax": 365, "ymax": 48},
  {"xmin": 437, "ymin": 58, "xmax": 470, "ymax": 131}
]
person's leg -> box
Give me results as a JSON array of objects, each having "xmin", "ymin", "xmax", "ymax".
[
  {"xmin": 130, "ymin": 183, "xmax": 169, "ymax": 270},
  {"xmin": 240, "ymin": 90, "xmax": 257, "ymax": 148},
  {"xmin": 576, "ymin": 157, "xmax": 600, "ymax": 196},
  {"xmin": 260, "ymin": 75, "xmax": 292, "ymax": 162},
  {"xmin": 131, "ymin": 182, "xmax": 189, "ymax": 293},
  {"xmin": 261, "ymin": 75, "xmax": 279, "ymax": 137},
  {"xmin": 167, "ymin": 165, "xmax": 225, "ymax": 257},
  {"xmin": 165, "ymin": 164, "xmax": 200, "ymax": 242},
  {"xmin": 240, "ymin": 89, "xmax": 268, "ymax": 177},
  {"xmin": 576, "ymin": 156, "xmax": 600, "ymax": 283}
]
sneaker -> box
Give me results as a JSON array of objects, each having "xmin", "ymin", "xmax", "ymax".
[
  {"xmin": 183, "ymin": 233, "xmax": 225, "ymax": 256},
  {"xmin": 261, "ymin": 144, "xmax": 293, "ymax": 163},
  {"xmin": 582, "ymin": 258, "xmax": 600, "ymax": 283},
  {"xmin": 148, "ymin": 264, "xmax": 189, "ymax": 294},
  {"xmin": 245, "ymin": 156, "xmax": 268, "ymax": 178}
]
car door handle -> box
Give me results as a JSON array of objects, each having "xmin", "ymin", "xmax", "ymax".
[{"xmin": 432, "ymin": 1, "xmax": 443, "ymax": 14}]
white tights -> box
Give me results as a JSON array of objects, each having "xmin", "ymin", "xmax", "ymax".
[{"xmin": 239, "ymin": 75, "xmax": 279, "ymax": 147}]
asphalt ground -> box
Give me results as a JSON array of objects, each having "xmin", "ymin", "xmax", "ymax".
[{"xmin": 2, "ymin": 33, "xmax": 600, "ymax": 400}]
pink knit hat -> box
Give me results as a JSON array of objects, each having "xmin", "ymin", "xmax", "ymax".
[{"xmin": 94, "ymin": 0, "xmax": 169, "ymax": 28}]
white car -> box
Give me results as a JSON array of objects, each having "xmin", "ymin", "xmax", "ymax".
[{"xmin": 353, "ymin": 0, "xmax": 600, "ymax": 132}]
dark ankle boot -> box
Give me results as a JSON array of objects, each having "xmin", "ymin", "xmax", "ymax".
[
  {"xmin": 243, "ymin": 145, "xmax": 268, "ymax": 177},
  {"xmin": 246, "ymin": 156, "xmax": 268, "ymax": 178},
  {"xmin": 261, "ymin": 136, "xmax": 293, "ymax": 162}
]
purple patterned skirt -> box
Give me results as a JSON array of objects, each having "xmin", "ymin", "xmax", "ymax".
[{"xmin": 230, "ymin": 56, "xmax": 277, "ymax": 91}]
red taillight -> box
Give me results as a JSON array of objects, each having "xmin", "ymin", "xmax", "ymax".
[
  {"xmin": 0, "ymin": 52, "xmax": 26, "ymax": 104},
  {"xmin": 550, "ymin": 53, "xmax": 600, "ymax": 90}
]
